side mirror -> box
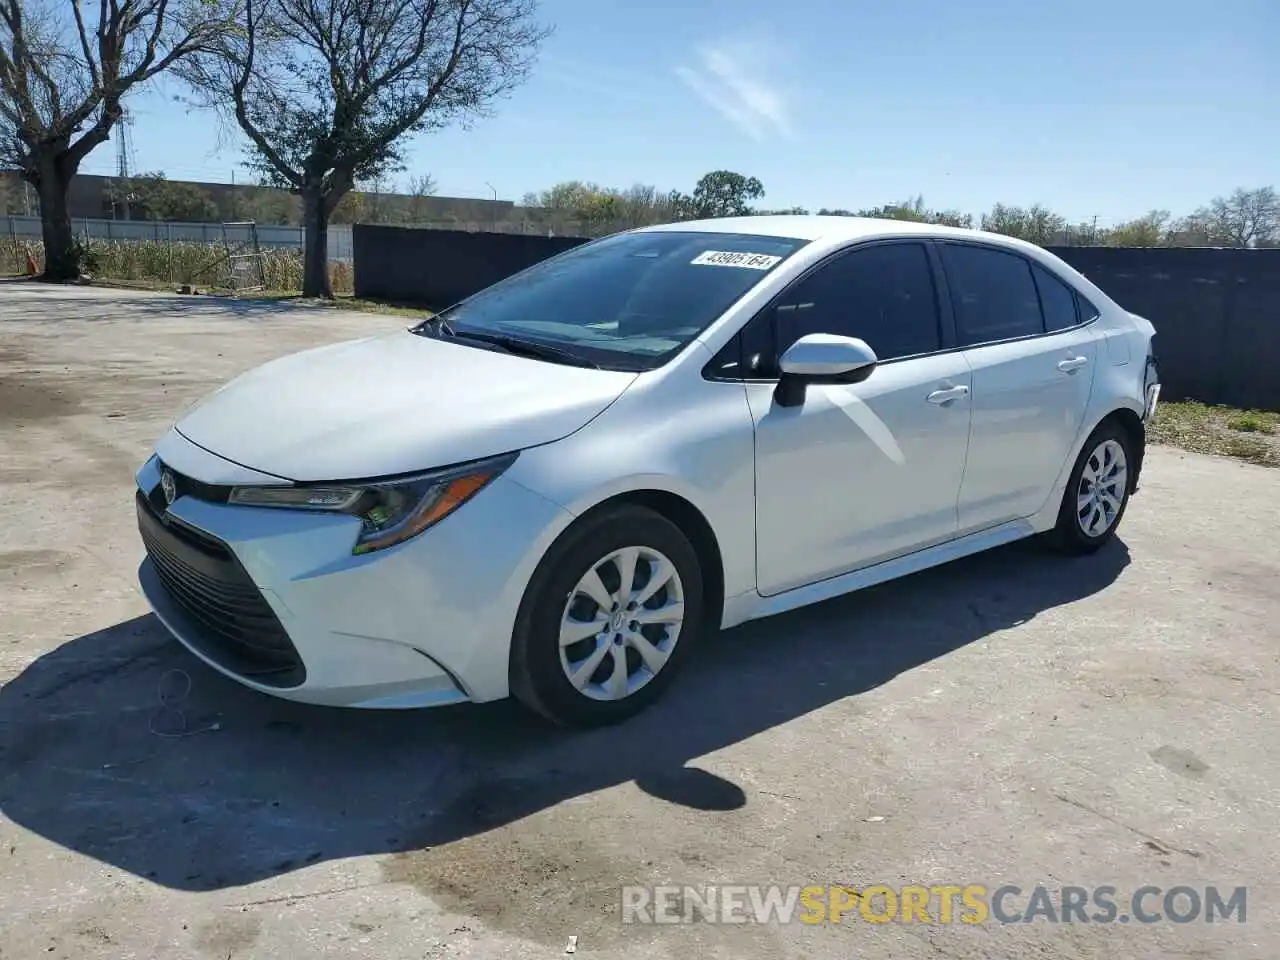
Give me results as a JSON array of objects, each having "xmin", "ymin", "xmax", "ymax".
[{"xmin": 775, "ymin": 333, "xmax": 878, "ymax": 407}]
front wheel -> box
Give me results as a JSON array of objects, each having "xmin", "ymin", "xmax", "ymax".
[
  {"xmin": 509, "ymin": 504, "xmax": 704, "ymax": 727},
  {"xmin": 1045, "ymin": 421, "xmax": 1134, "ymax": 554}
]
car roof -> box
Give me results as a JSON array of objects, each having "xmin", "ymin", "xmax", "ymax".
[{"xmin": 636, "ymin": 214, "xmax": 1031, "ymax": 250}]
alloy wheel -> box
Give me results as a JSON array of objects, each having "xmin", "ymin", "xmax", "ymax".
[
  {"xmin": 1077, "ymin": 438, "xmax": 1128, "ymax": 537},
  {"xmin": 558, "ymin": 546, "xmax": 685, "ymax": 701}
]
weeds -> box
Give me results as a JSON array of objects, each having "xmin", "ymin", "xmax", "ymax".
[
  {"xmin": 0, "ymin": 236, "xmax": 353, "ymax": 294},
  {"xmin": 1224, "ymin": 411, "xmax": 1278, "ymax": 435},
  {"xmin": 1150, "ymin": 402, "xmax": 1280, "ymax": 467}
]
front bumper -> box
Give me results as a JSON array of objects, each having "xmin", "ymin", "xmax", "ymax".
[{"xmin": 135, "ymin": 432, "xmax": 574, "ymax": 708}]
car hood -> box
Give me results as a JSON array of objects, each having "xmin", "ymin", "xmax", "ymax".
[{"xmin": 174, "ymin": 331, "xmax": 638, "ymax": 481}]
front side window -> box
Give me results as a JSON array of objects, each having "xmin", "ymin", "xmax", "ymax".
[
  {"xmin": 941, "ymin": 244, "xmax": 1045, "ymax": 345},
  {"xmin": 423, "ymin": 231, "xmax": 808, "ymax": 371},
  {"xmin": 750, "ymin": 242, "xmax": 942, "ymax": 376}
]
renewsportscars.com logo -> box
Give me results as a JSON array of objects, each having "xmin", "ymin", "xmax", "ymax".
[{"xmin": 620, "ymin": 884, "xmax": 1248, "ymax": 925}]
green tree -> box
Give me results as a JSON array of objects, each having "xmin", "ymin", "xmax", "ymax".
[
  {"xmin": 520, "ymin": 180, "xmax": 675, "ymax": 232},
  {"xmin": 235, "ymin": 185, "xmax": 300, "ymax": 225},
  {"xmin": 179, "ymin": 0, "xmax": 547, "ymax": 297},
  {"xmin": 980, "ymin": 203, "xmax": 1067, "ymax": 244},
  {"xmin": 122, "ymin": 172, "xmax": 219, "ymax": 221},
  {"xmin": 1106, "ymin": 210, "xmax": 1172, "ymax": 247},
  {"xmin": 329, "ymin": 191, "xmax": 367, "ymax": 225},
  {"xmin": 672, "ymin": 170, "xmax": 765, "ymax": 219},
  {"xmin": 854, "ymin": 195, "xmax": 972, "ymax": 228}
]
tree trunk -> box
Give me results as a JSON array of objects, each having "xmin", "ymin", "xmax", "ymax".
[
  {"xmin": 301, "ymin": 187, "xmax": 331, "ymax": 298},
  {"xmin": 35, "ymin": 162, "xmax": 78, "ymax": 282}
]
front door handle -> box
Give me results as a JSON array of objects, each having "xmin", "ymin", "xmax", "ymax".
[
  {"xmin": 1057, "ymin": 355, "xmax": 1090, "ymax": 373},
  {"xmin": 926, "ymin": 385, "xmax": 970, "ymax": 405}
]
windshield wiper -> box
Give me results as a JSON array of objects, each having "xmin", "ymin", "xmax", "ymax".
[
  {"xmin": 413, "ymin": 314, "xmax": 456, "ymax": 338},
  {"xmin": 454, "ymin": 331, "xmax": 599, "ymax": 369}
]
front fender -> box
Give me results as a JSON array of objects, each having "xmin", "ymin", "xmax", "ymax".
[{"xmin": 505, "ymin": 381, "xmax": 758, "ymax": 603}]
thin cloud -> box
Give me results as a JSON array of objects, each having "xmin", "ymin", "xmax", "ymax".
[{"xmin": 675, "ymin": 41, "xmax": 794, "ymax": 141}]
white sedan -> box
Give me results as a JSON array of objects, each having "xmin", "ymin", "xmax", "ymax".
[{"xmin": 135, "ymin": 216, "xmax": 1160, "ymax": 726}]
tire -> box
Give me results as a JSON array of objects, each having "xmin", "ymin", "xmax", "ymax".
[
  {"xmin": 509, "ymin": 504, "xmax": 705, "ymax": 727},
  {"xmin": 1045, "ymin": 420, "xmax": 1135, "ymax": 554}
]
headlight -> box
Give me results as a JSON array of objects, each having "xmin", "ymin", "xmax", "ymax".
[{"xmin": 228, "ymin": 453, "xmax": 516, "ymax": 555}]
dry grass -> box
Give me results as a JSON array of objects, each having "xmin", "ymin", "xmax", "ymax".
[
  {"xmin": 1149, "ymin": 402, "xmax": 1280, "ymax": 467},
  {"xmin": 0, "ymin": 236, "xmax": 353, "ymax": 294}
]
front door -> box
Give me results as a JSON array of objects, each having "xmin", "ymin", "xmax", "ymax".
[{"xmin": 745, "ymin": 241, "xmax": 974, "ymax": 597}]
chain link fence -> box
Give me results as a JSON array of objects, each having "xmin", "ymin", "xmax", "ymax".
[{"xmin": 0, "ymin": 215, "xmax": 354, "ymax": 292}]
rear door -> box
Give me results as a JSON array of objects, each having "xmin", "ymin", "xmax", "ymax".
[{"xmin": 938, "ymin": 242, "xmax": 1098, "ymax": 533}]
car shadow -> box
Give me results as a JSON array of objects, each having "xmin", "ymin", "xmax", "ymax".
[{"xmin": 0, "ymin": 537, "xmax": 1129, "ymax": 892}]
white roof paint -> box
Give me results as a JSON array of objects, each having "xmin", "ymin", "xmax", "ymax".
[{"xmin": 638, "ymin": 214, "xmax": 1043, "ymax": 255}]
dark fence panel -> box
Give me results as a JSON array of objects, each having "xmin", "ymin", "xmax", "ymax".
[
  {"xmin": 353, "ymin": 225, "xmax": 588, "ymax": 307},
  {"xmin": 353, "ymin": 226, "xmax": 1280, "ymax": 410},
  {"xmin": 1049, "ymin": 246, "xmax": 1280, "ymax": 410}
]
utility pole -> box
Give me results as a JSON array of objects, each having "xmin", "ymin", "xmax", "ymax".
[
  {"xmin": 115, "ymin": 107, "xmax": 134, "ymax": 219},
  {"xmin": 485, "ymin": 181, "xmax": 497, "ymax": 233}
]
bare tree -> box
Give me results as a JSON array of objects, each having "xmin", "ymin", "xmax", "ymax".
[
  {"xmin": 179, "ymin": 0, "xmax": 547, "ymax": 297},
  {"xmin": 1185, "ymin": 187, "xmax": 1279, "ymax": 247},
  {"xmin": 408, "ymin": 173, "xmax": 437, "ymax": 196},
  {"xmin": 404, "ymin": 172, "xmax": 436, "ymax": 222},
  {"xmin": 0, "ymin": 0, "xmax": 231, "ymax": 278},
  {"xmin": 365, "ymin": 173, "xmax": 389, "ymax": 223}
]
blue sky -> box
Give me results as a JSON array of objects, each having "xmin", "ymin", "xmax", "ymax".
[{"xmin": 87, "ymin": 0, "xmax": 1279, "ymax": 226}]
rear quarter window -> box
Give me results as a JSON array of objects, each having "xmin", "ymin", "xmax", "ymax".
[{"xmin": 1031, "ymin": 263, "xmax": 1081, "ymax": 332}]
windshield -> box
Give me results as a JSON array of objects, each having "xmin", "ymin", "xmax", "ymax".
[{"xmin": 421, "ymin": 231, "xmax": 809, "ymax": 371}]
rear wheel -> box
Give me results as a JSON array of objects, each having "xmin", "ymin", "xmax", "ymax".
[
  {"xmin": 1046, "ymin": 421, "xmax": 1134, "ymax": 554},
  {"xmin": 510, "ymin": 504, "xmax": 704, "ymax": 727}
]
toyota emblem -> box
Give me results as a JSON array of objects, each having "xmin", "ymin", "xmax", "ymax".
[{"xmin": 160, "ymin": 469, "xmax": 176, "ymax": 506}]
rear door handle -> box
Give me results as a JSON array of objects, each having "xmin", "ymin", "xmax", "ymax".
[
  {"xmin": 926, "ymin": 385, "xmax": 969, "ymax": 405},
  {"xmin": 1057, "ymin": 355, "xmax": 1090, "ymax": 373}
]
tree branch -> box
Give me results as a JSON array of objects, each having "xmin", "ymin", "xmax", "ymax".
[
  {"xmin": 230, "ymin": 0, "xmax": 302, "ymax": 186},
  {"xmin": 71, "ymin": 0, "xmax": 102, "ymax": 90},
  {"xmin": 61, "ymin": 97, "xmax": 119, "ymax": 171}
]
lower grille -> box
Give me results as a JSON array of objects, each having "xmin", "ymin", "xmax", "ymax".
[{"xmin": 136, "ymin": 491, "xmax": 305, "ymax": 687}]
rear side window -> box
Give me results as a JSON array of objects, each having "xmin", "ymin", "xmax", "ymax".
[
  {"xmin": 940, "ymin": 244, "xmax": 1044, "ymax": 345},
  {"xmin": 772, "ymin": 242, "xmax": 942, "ymax": 364},
  {"xmin": 1031, "ymin": 263, "xmax": 1079, "ymax": 332},
  {"xmin": 1076, "ymin": 293, "xmax": 1101, "ymax": 323}
]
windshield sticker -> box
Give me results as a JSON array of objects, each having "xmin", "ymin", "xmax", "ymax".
[{"xmin": 690, "ymin": 250, "xmax": 783, "ymax": 270}]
